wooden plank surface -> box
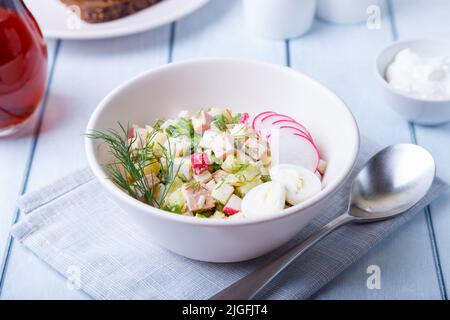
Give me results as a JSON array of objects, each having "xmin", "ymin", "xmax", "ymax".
[
  {"xmin": 172, "ymin": 0, "xmax": 285, "ymax": 62},
  {"xmin": 389, "ymin": 0, "xmax": 450, "ymax": 299},
  {"xmin": 290, "ymin": 0, "xmax": 442, "ymax": 299}
]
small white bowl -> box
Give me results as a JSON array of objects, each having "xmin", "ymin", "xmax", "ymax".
[
  {"xmin": 375, "ymin": 39, "xmax": 450, "ymax": 126},
  {"xmin": 85, "ymin": 59, "xmax": 359, "ymax": 262}
]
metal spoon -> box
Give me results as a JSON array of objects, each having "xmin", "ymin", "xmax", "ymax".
[{"xmin": 210, "ymin": 144, "xmax": 436, "ymax": 300}]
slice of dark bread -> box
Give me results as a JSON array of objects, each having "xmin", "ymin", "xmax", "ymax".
[{"xmin": 60, "ymin": 0, "xmax": 163, "ymax": 23}]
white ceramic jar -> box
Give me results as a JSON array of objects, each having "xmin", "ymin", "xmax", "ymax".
[
  {"xmin": 243, "ymin": 0, "xmax": 317, "ymax": 40},
  {"xmin": 317, "ymin": 0, "xmax": 378, "ymax": 25}
]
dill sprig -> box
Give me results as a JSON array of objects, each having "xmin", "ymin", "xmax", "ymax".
[
  {"xmin": 86, "ymin": 122, "xmax": 182, "ymax": 209},
  {"xmin": 156, "ymin": 140, "xmax": 183, "ymax": 207}
]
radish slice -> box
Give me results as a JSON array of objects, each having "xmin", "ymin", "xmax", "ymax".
[
  {"xmin": 277, "ymin": 126, "xmax": 318, "ymax": 156},
  {"xmin": 260, "ymin": 124, "xmax": 311, "ymax": 142},
  {"xmin": 278, "ymin": 125, "xmax": 313, "ymax": 144},
  {"xmin": 252, "ymin": 111, "xmax": 276, "ymax": 131},
  {"xmin": 293, "ymin": 133, "xmax": 320, "ymax": 171},
  {"xmin": 261, "ymin": 113, "xmax": 312, "ymax": 139},
  {"xmin": 258, "ymin": 114, "xmax": 310, "ymax": 141},
  {"xmin": 269, "ymin": 129, "xmax": 319, "ymax": 172},
  {"xmin": 272, "ymin": 119, "xmax": 312, "ymax": 139}
]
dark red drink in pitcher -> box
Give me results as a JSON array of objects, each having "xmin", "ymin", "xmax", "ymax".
[{"xmin": 0, "ymin": 0, "xmax": 47, "ymax": 137}]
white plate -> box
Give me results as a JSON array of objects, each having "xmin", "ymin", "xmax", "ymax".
[{"xmin": 24, "ymin": 0, "xmax": 209, "ymax": 40}]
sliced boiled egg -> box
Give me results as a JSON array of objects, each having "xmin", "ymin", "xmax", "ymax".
[
  {"xmin": 241, "ymin": 181, "xmax": 286, "ymax": 217},
  {"xmin": 270, "ymin": 164, "xmax": 322, "ymax": 205}
]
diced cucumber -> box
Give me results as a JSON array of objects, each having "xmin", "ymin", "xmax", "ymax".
[
  {"xmin": 151, "ymin": 131, "xmax": 168, "ymax": 156},
  {"xmin": 225, "ymin": 174, "xmax": 246, "ymax": 187},
  {"xmin": 173, "ymin": 157, "xmax": 192, "ymax": 181},
  {"xmin": 164, "ymin": 188, "xmax": 186, "ymax": 209},
  {"xmin": 168, "ymin": 177, "xmax": 183, "ymax": 193},
  {"xmin": 164, "ymin": 136, "xmax": 191, "ymax": 157},
  {"xmin": 237, "ymin": 164, "xmax": 260, "ymax": 182},
  {"xmin": 235, "ymin": 177, "xmax": 262, "ymax": 198},
  {"xmin": 144, "ymin": 161, "xmax": 161, "ymax": 175},
  {"xmin": 207, "ymin": 108, "xmax": 232, "ymax": 122},
  {"xmin": 210, "ymin": 211, "xmax": 226, "ymax": 219},
  {"xmin": 212, "ymin": 182, "xmax": 234, "ymax": 204},
  {"xmin": 162, "ymin": 204, "xmax": 183, "ymax": 214},
  {"xmin": 194, "ymin": 170, "xmax": 213, "ymax": 184},
  {"xmin": 221, "ymin": 155, "xmax": 245, "ymax": 173}
]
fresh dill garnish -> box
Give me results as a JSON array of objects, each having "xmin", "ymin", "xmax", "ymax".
[
  {"xmin": 155, "ymin": 141, "xmax": 183, "ymax": 207},
  {"xmin": 86, "ymin": 122, "xmax": 182, "ymax": 209},
  {"xmin": 261, "ymin": 175, "xmax": 272, "ymax": 183}
]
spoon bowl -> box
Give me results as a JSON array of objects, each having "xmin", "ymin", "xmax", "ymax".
[
  {"xmin": 211, "ymin": 143, "xmax": 436, "ymax": 300},
  {"xmin": 350, "ymin": 144, "xmax": 436, "ymax": 220}
]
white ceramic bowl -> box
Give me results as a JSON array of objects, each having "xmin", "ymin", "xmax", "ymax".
[
  {"xmin": 85, "ymin": 59, "xmax": 360, "ymax": 262},
  {"xmin": 375, "ymin": 39, "xmax": 450, "ymax": 126}
]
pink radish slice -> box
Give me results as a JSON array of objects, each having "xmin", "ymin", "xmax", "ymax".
[
  {"xmin": 258, "ymin": 114, "xmax": 311, "ymax": 141},
  {"xmin": 261, "ymin": 113, "xmax": 312, "ymax": 139},
  {"xmin": 252, "ymin": 111, "xmax": 276, "ymax": 131},
  {"xmin": 254, "ymin": 111, "xmax": 320, "ymax": 171},
  {"xmin": 269, "ymin": 130, "xmax": 320, "ymax": 172},
  {"xmin": 279, "ymin": 125, "xmax": 315, "ymax": 145},
  {"xmin": 272, "ymin": 119, "xmax": 312, "ymax": 139},
  {"xmin": 293, "ymin": 133, "xmax": 320, "ymax": 171},
  {"xmin": 260, "ymin": 114, "xmax": 311, "ymax": 138},
  {"xmin": 264, "ymin": 125, "xmax": 311, "ymax": 142},
  {"xmin": 285, "ymin": 127, "xmax": 320, "ymax": 170}
]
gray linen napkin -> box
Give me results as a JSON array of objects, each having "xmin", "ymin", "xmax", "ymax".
[{"xmin": 11, "ymin": 137, "xmax": 449, "ymax": 300}]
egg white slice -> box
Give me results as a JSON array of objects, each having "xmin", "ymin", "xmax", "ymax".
[
  {"xmin": 270, "ymin": 164, "xmax": 322, "ymax": 205},
  {"xmin": 241, "ymin": 181, "xmax": 286, "ymax": 218}
]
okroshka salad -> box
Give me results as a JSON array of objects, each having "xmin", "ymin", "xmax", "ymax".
[{"xmin": 88, "ymin": 108, "xmax": 326, "ymax": 219}]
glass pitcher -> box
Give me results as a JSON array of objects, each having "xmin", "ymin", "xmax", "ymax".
[{"xmin": 0, "ymin": 0, "xmax": 47, "ymax": 137}]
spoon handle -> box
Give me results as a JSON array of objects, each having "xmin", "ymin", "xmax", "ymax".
[{"xmin": 210, "ymin": 212, "xmax": 355, "ymax": 300}]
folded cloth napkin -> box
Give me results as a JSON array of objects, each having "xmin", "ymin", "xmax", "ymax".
[{"xmin": 11, "ymin": 137, "xmax": 449, "ymax": 300}]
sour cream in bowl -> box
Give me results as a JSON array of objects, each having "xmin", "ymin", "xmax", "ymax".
[
  {"xmin": 386, "ymin": 48, "xmax": 450, "ymax": 101},
  {"xmin": 376, "ymin": 39, "xmax": 450, "ymax": 125}
]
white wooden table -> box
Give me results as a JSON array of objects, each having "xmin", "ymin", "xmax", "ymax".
[{"xmin": 1, "ymin": 0, "xmax": 449, "ymax": 300}]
